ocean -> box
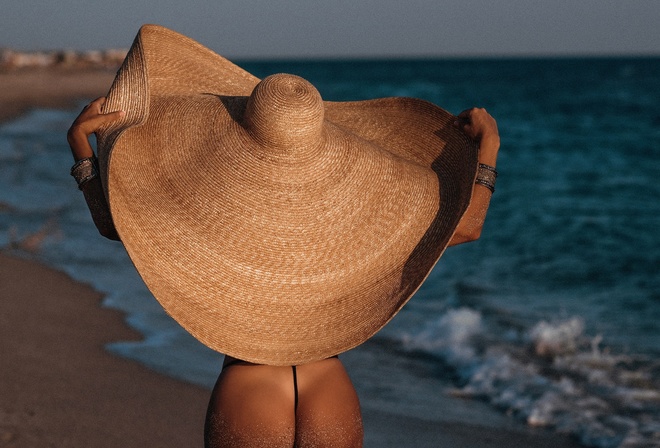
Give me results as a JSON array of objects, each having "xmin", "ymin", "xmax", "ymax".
[{"xmin": 1, "ymin": 57, "xmax": 658, "ymax": 447}]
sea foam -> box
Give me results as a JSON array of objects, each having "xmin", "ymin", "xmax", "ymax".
[{"xmin": 401, "ymin": 309, "xmax": 660, "ymax": 447}]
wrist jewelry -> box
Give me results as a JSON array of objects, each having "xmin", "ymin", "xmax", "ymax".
[
  {"xmin": 71, "ymin": 156, "xmax": 99, "ymax": 190},
  {"xmin": 475, "ymin": 163, "xmax": 497, "ymax": 193}
]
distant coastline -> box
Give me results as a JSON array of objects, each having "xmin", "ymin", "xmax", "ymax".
[
  {"xmin": 0, "ymin": 47, "xmax": 127, "ymax": 71},
  {"xmin": 2, "ymin": 47, "xmax": 657, "ymax": 72}
]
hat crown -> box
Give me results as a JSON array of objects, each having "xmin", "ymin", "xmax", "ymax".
[{"xmin": 244, "ymin": 74, "xmax": 325, "ymax": 153}]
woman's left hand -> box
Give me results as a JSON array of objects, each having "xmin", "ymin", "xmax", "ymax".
[{"xmin": 67, "ymin": 97, "xmax": 124, "ymax": 160}]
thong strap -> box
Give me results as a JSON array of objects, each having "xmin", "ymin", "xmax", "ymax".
[{"xmin": 292, "ymin": 366, "xmax": 299, "ymax": 414}]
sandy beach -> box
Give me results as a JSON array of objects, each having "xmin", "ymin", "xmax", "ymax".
[
  {"xmin": 0, "ymin": 68, "xmax": 117, "ymax": 123},
  {"xmin": 0, "ymin": 68, "xmax": 583, "ymax": 447},
  {"xmin": 0, "ymin": 254, "xmax": 209, "ymax": 447}
]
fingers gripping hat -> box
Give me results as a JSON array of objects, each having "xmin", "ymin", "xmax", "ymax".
[{"xmin": 97, "ymin": 24, "xmax": 479, "ymax": 365}]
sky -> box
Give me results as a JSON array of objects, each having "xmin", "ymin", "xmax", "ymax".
[{"xmin": 1, "ymin": 0, "xmax": 659, "ymax": 59}]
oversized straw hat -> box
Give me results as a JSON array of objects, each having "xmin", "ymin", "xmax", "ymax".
[{"xmin": 97, "ymin": 24, "xmax": 479, "ymax": 365}]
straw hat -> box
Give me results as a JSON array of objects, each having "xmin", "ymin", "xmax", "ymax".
[{"xmin": 97, "ymin": 24, "xmax": 478, "ymax": 365}]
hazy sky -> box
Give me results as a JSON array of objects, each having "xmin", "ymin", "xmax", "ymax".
[{"xmin": 2, "ymin": 0, "xmax": 659, "ymax": 58}]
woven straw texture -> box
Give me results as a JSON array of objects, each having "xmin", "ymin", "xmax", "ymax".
[{"xmin": 97, "ymin": 25, "xmax": 478, "ymax": 365}]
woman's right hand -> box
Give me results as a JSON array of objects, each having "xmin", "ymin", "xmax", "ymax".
[
  {"xmin": 448, "ymin": 107, "xmax": 501, "ymax": 246},
  {"xmin": 453, "ymin": 107, "xmax": 500, "ymax": 167},
  {"xmin": 67, "ymin": 97, "xmax": 124, "ymax": 161}
]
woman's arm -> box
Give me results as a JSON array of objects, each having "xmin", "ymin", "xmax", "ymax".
[
  {"xmin": 448, "ymin": 108, "xmax": 500, "ymax": 246},
  {"xmin": 67, "ymin": 97, "xmax": 125, "ymax": 241}
]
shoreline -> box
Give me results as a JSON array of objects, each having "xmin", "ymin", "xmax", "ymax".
[
  {"xmin": 0, "ymin": 251, "xmax": 584, "ymax": 447},
  {"xmin": 0, "ymin": 252, "xmax": 209, "ymax": 447},
  {"xmin": 0, "ymin": 68, "xmax": 117, "ymax": 122},
  {"xmin": 0, "ymin": 68, "xmax": 583, "ymax": 447}
]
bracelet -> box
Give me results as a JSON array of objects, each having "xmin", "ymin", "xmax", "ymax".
[
  {"xmin": 70, "ymin": 156, "xmax": 99, "ymax": 190},
  {"xmin": 475, "ymin": 163, "xmax": 497, "ymax": 193}
]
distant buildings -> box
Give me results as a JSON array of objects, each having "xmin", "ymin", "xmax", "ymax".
[{"xmin": 0, "ymin": 48, "xmax": 127, "ymax": 70}]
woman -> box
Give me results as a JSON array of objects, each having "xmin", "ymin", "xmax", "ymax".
[
  {"xmin": 68, "ymin": 25, "xmax": 498, "ymax": 448},
  {"xmin": 68, "ymin": 98, "xmax": 498, "ymax": 448}
]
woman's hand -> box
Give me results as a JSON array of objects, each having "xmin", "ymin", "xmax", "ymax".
[
  {"xmin": 67, "ymin": 97, "xmax": 124, "ymax": 241},
  {"xmin": 67, "ymin": 97, "xmax": 124, "ymax": 161},
  {"xmin": 448, "ymin": 108, "xmax": 500, "ymax": 246},
  {"xmin": 453, "ymin": 107, "xmax": 500, "ymax": 167}
]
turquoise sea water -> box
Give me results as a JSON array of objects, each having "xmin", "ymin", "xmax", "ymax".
[{"xmin": 1, "ymin": 58, "xmax": 658, "ymax": 447}]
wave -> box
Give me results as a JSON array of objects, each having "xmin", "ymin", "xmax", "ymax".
[{"xmin": 400, "ymin": 308, "xmax": 660, "ymax": 447}]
